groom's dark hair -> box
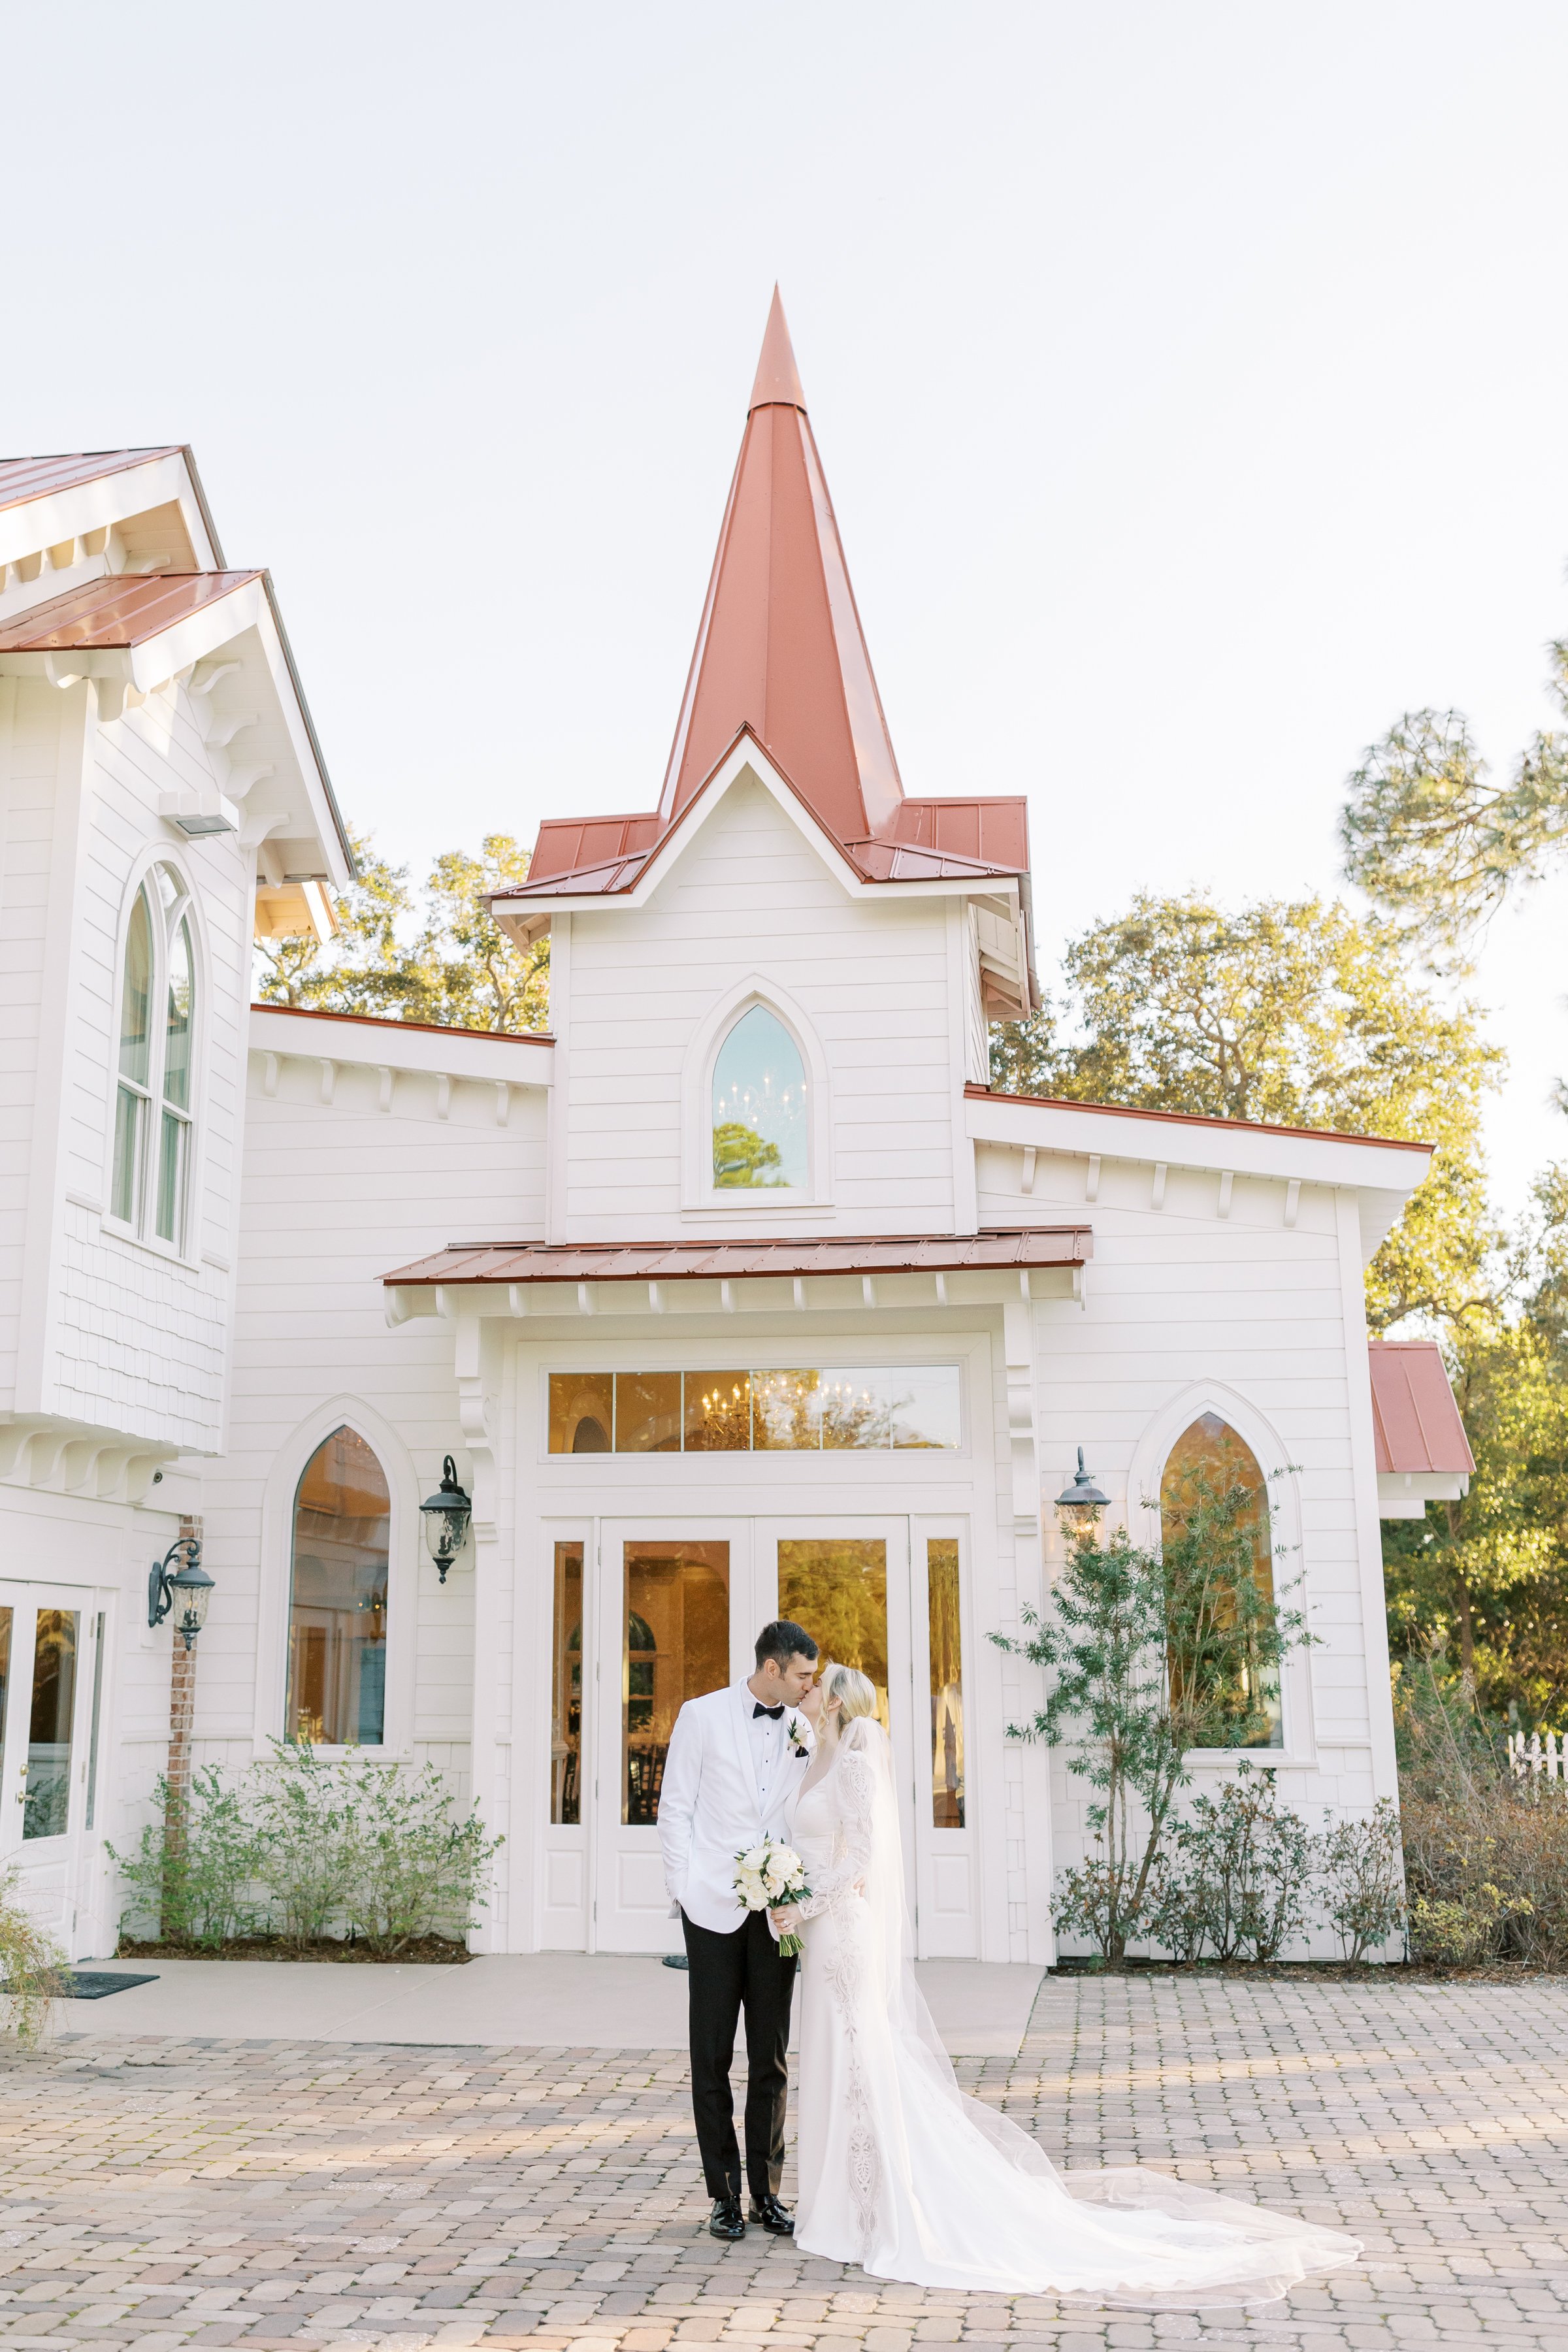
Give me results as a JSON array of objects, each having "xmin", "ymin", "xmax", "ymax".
[{"xmin": 755, "ymin": 1618, "xmax": 818, "ymax": 1670}]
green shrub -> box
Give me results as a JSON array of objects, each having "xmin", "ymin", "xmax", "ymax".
[
  {"xmin": 107, "ymin": 1765, "xmax": 263, "ymax": 1948},
  {"xmin": 339, "ymin": 1755, "xmax": 502, "ymax": 1953},
  {"xmin": 111, "ymin": 1746, "xmax": 502, "ymax": 1955},
  {"xmin": 0, "ymin": 1869, "xmax": 68, "ymax": 2046},
  {"xmin": 1317, "ymin": 1799, "xmax": 1406, "ymax": 1962},
  {"xmin": 1148, "ymin": 1761, "xmax": 1315, "ymax": 1962}
]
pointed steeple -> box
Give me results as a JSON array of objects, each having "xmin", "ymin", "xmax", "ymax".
[
  {"xmin": 749, "ymin": 285, "xmax": 807, "ymax": 411},
  {"xmin": 659, "ymin": 290, "xmax": 904, "ymax": 840}
]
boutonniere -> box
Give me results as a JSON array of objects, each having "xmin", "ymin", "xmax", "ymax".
[{"xmin": 787, "ymin": 1715, "xmax": 810, "ymax": 1757}]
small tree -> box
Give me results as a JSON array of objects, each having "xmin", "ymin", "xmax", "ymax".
[
  {"xmin": 0, "ymin": 1870, "xmax": 68, "ymax": 2047},
  {"xmin": 340, "ymin": 1756, "xmax": 502, "ymax": 1953},
  {"xmin": 993, "ymin": 1471, "xmax": 1309, "ymax": 1963}
]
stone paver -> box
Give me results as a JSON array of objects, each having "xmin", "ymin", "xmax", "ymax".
[{"xmin": 0, "ymin": 1975, "xmax": 1562, "ymax": 2352}]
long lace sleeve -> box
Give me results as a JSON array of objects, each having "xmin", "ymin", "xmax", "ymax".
[{"xmin": 795, "ymin": 1729, "xmax": 877, "ymax": 1919}]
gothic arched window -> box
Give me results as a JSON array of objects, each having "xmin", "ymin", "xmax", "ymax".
[
  {"xmin": 286, "ymin": 1426, "xmax": 391, "ymax": 1746},
  {"xmin": 110, "ymin": 865, "xmax": 197, "ymax": 1247},
  {"xmin": 1160, "ymin": 1413, "xmax": 1283, "ymax": 1749},
  {"xmin": 711, "ymin": 1004, "xmax": 808, "ymax": 1188}
]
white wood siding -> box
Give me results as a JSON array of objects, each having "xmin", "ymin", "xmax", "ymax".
[{"xmin": 561, "ymin": 777, "xmax": 960, "ymax": 1236}]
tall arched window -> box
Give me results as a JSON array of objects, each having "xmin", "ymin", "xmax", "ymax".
[
  {"xmin": 711, "ymin": 1004, "xmax": 807, "ymax": 1188},
  {"xmin": 110, "ymin": 865, "xmax": 197, "ymax": 1247},
  {"xmin": 286, "ymin": 1426, "xmax": 391, "ymax": 1746},
  {"xmin": 1160, "ymin": 1413, "xmax": 1283, "ymax": 1748}
]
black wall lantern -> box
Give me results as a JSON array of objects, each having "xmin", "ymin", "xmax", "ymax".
[
  {"xmin": 420, "ymin": 1456, "xmax": 472, "ymax": 1582},
  {"xmin": 1054, "ymin": 1446, "xmax": 1111, "ymax": 1529},
  {"xmin": 148, "ymin": 1535, "xmax": 215, "ymax": 1648}
]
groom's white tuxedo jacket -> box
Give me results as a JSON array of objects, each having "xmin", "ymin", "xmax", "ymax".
[{"xmin": 657, "ymin": 1682, "xmax": 813, "ymax": 1935}]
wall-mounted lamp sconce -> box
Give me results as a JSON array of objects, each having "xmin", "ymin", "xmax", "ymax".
[
  {"xmin": 1054, "ymin": 1447, "xmax": 1110, "ymax": 1531},
  {"xmin": 420, "ymin": 1456, "xmax": 472, "ymax": 1583},
  {"xmin": 148, "ymin": 1535, "xmax": 214, "ymax": 1649}
]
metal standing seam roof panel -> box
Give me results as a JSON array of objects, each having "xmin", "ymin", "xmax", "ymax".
[
  {"xmin": 0, "ymin": 448, "xmax": 184, "ymax": 512},
  {"xmin": 383, "ymin": 1226, "xmax": 1092, "ymax": 1288},
  {"xmin": 1367, "ymin": 1340, "xmax": 1475, "ymax": 1475},
  {"xmin": 0, "ymin": 570, "xmax": 261, "ymax": 651}
]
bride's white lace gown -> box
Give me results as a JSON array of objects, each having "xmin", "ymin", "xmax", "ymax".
[{"xmin": 789, "ymin": 1719, "xmax": 1359, "ymax": 2307}]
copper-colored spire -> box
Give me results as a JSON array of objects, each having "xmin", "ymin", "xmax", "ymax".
[
  {"xmin": 749, "ymin": 284, "xmax": 808, "ymax": 411},
  {"xmin": 659, "ymin": 291, "xmax": 903, "ymax": 840}
]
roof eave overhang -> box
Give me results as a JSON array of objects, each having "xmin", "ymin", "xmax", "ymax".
[
  {"xmin": 966, "ymin": 1088, "xmax": 1435, "ymax": 1192},
  {"xmin": 491, "ymin": 732, "xmax": 1025, "ymax": 931},
  {"xmin": 0, "ymin": 447, "xmax": 220, "ymax": 572}
]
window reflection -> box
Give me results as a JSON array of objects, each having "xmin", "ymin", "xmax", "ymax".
[
  {"xmin": 777, "ymin": 1539, "xmax": 890, "ymax": 1734},
  {"xmin": 622, "ymin": 1542, "xmax": 730, "ymax": 1823},
  {"xmin": 927, "ymin": 1539, "xmax": 964, "ymax": 1827},
  {"xmin": 547, "ymin": 1367, "xmax": 960, "ymax": 1452},
  {"xmin": 711, "ymin": 1005, "xmax": 807, "ymax": 1188},
  {"xmin": 1160, "ymin": 1414, "xmax": 1282, "ymax": 1750},
  {"xmin": 287, "ymin": 1426, "xmax": 390, "ymax": 1746},
  {"xmin": 551, "ymin": 1543, "xmax": 583, "ymax": 1825},
  {"xmin": 24, "ymin": 1610, "xmax": 77, "ymax": 1840}
]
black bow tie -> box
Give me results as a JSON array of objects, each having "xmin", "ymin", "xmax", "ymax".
[{"xmin": 753, "ymin": 1701, "xmax": 785, "ymax": 1720}]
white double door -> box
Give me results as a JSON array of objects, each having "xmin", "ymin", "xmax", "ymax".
[
  {"xmin": 552, "ymin": 1515, "xmax": 975, "ymax": 1957},
  {"xmin": 0, "ymin": 1582, "xmax": 112, "ymax": 1956}
]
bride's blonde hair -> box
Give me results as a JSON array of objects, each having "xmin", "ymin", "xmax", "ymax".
[{"xmin": 821, "ymin": 1661, "xmax": 877, "ymax": 1723}]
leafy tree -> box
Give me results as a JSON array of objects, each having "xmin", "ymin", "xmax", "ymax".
[
  {"xmin": 1383, "ymin": 1169, "xmax": 1568, "ymax": 1729},
  {"xmin": 1340, "ymin": 636, "xmax": 1568, "ymax": 950},
  {"xmin": 992, "ymin": 1469, "xmax": 1309, "ymax": 1963},
  {"xmin": 255, "ymin": 830, "xmax": 549, "ymax": 1032},
  {"xmin": 990, "ymin": 890, "xmax": 1502, "ymax": 1332},
  {"xmin": 711, "ymin": 1122, "xmax": 785, "ymax": 1186}
]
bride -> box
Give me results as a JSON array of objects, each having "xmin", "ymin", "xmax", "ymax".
[{"xmin": 771, "ymin": 1662, "xmax": 1360, "ymax": 2308}]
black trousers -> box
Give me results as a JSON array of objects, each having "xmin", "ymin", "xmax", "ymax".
[{"xmin": 681, "ymin": 1906, "xmax": 797, "ymax": 2202}]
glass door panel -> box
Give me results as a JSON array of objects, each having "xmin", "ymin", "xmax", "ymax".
[
  {"xmin": 777, "ymin": 1539, "xmax": 890, "ymax": 1731},
  {"xmin": 550, "ymin": 1542, "xmax": 583, "ymax": 1826},
  {"xmin": 910, "ymin": 1524, "xmax": 976, "ymax": 1956},
  {"xmin": 24, "ymin": 1609, "xmax": 78, "ymax": 1841},
  {"xmin": 621, "ymin": 1541, "xmax": 730, "ymax": 1824},
  {"xmin": 593, "ymin": 1522, "xmax": 752, "ymax": 1952}
]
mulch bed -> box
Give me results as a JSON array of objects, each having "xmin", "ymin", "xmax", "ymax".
[
  {"xmin": 116, "ymin": 1935, "xmax": 473, "ymax": 1966},
  {"xmin": 1049, "ymin": 1955, "xmax": 1566, "ymax": 1983}
]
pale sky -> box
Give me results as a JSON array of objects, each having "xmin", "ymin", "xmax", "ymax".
[{"xmin": 7, "ymin": 2, "xmax": 1567, "ymax": 1217}]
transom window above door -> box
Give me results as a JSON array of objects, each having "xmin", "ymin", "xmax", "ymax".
[
  {"xmin": 110, "ymin": 864, "xmax": 197, "ymax": 1249},
  {"xmin": 547, "ymin": 1365, "xmax": 961, "ymax": 1454}
]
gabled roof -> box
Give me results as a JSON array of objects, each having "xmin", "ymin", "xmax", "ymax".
[
  {"xmin": 0, "ymin": 447, "xmax": 184, "ymax": 513},
  {"xmin": 500, "ymin": 293, "xmax": 1030, "ymax": 912},
  {"xmin": 0, "ymin": 570, "xmax": 261, "ymax": 651},
  {"xmin": 1368, "ymin": 1340, "xmax": 1475, "ymax": 1476}
]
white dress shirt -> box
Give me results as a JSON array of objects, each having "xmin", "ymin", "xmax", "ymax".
[{"xmin": 747, "ymin": 1695, "xmax": 795, "ymax": 1814}]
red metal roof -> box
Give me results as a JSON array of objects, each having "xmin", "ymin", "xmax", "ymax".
[
  {"xmin": 967, "ymin": 1082, "xmax": 1435, "ymax": 1152},
  {"xmin": 384, "ymin": 1226, "xmax": 1091, "ymax": 1289},
  {"xmin": 0, "ymin": 570, "xmax": 261, "ymax": 652},
  {"xmin": 1368, "ymin": 1341, "xmax": 1475, "ymax": 1475},
  {"xmin": 252, "ymin": 1002, "xmax": 553, "ymax": 1044},
  {"xmin": 500, "ymin": 294, "xmax": 1029, "ymax": 906},
  {"xmin": 0, "ymin": 448, "xmax": 183, "ymax": 513}
]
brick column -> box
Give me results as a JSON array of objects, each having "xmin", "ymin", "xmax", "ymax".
[
  {"xmin": 161, "ymin": 1514, "xmax": 202, "ymax": 1938},
  {"xmin": 165, "ymin": 1512, "xmax": 203, "ymax": 1806}
]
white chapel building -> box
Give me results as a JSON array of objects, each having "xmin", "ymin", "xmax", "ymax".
[{"xmin": 0, "ymin": 298, "xmax": 1473, "ymax": 1967}]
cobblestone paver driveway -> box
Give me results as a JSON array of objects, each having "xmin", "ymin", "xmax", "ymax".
[{"xmin": 0, "ymin": 1975, "xmax": 1563, "ymax": 2352}]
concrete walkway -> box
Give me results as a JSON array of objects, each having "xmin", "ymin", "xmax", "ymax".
[{"xmin": 57, "ymin": 1953, "xmax": 1045, "ymax": 2056}]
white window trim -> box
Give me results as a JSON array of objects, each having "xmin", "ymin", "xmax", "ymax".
[
  {"xmin": 1125, "ymin": 1378, "xmax": 1317, "ymax": 1771},
  {"xmin": 102, "ymin": 854, "xmax": 207, "ymax": 1263},
  {"xmin": 253, "ymin": 1396, "xmax": 421, "ymax": 1762},
  {"xmin": 681, "ymin": 974, "xmax": 833, "ymax": 1214}
]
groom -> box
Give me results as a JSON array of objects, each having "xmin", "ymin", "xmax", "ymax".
[{"xmin": 657, "ymin": 1619, "xmax": 819, "ymax": 2240}]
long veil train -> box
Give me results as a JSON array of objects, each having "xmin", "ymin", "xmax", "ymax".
[{"xmin": 794, "ymin": 1716, "xmax": 1359, "ymax": 2308}]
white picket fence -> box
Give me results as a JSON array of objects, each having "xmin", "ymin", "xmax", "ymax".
[{"xmin": 1507, "ymin": 1728, "xmax": 1566, "ymax": 1782}]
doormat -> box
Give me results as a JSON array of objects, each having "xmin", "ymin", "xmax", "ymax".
[
  {"xmin": 56, "ymin": 1972, "xmax": 159, "ymax": 2000},
  {"xmin": 662, "ymin": 1953, "xmax": 689, "ymax": 1970}
]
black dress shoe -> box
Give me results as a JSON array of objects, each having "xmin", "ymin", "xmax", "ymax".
[
  {"xmin": 708, "ymin": 2195, "xmax": 745, "ymax": 2240},
  {"xmin": 748, "ymin": 2192, "xmax": 794, "ymax": 2234}
]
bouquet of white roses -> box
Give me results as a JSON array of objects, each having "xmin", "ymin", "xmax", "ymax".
[{"xmin": 734, "ymin": 1835, "xmax": 811, "ymax": 1958}]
